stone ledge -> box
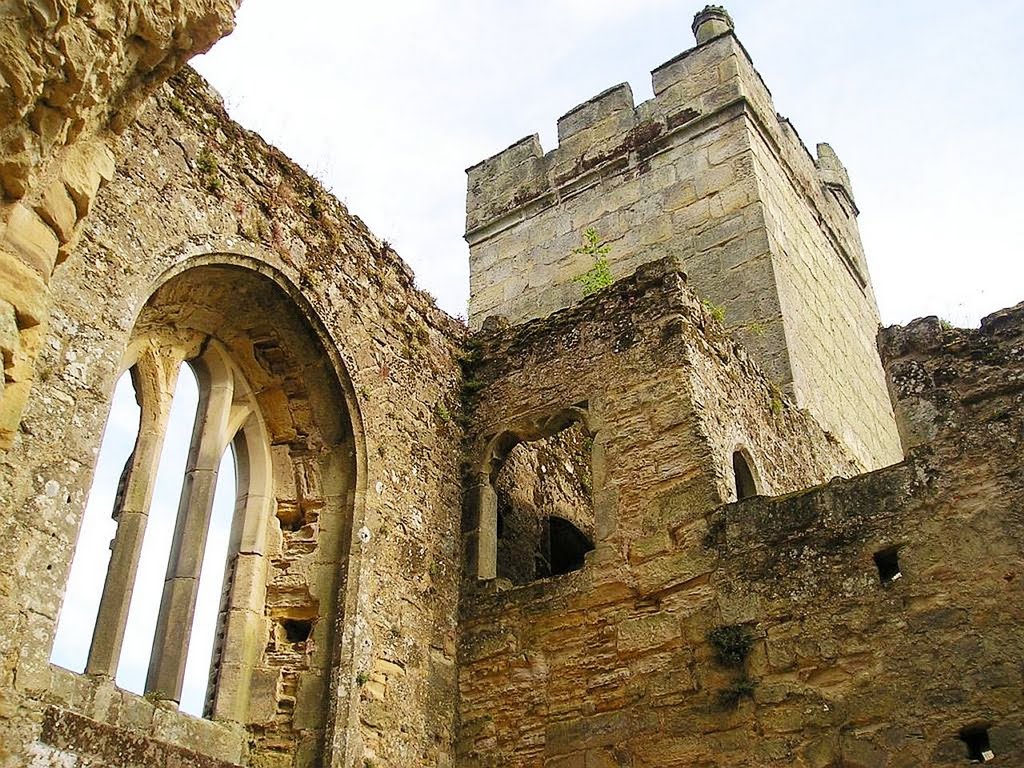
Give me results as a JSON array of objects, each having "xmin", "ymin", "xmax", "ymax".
[{"xmin": 39, "ymin": 706, "xmax": 243, "ymax": 768}]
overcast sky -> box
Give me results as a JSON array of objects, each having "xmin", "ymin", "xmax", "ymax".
[
  {"xmin": 52, "ymin": 0, "xmax": 1024, "ymax": 718},
  {"xmin": 189, "ymin": 0, "xmax": 1023, "ymax": 327}
]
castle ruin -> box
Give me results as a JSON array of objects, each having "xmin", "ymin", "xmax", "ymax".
[{"xmin": 0, "ymin": 4, "xmax": 1021, "ymax": 767}]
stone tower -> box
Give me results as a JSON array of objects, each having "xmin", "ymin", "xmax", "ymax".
[{"xmin": 465, "ymin": 6, "xmax": 901, "ymax": 470}]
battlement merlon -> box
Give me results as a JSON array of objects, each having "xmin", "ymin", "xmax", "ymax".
[
  {"xmin": 465, "ymin": 7, "xmax": 856, "ymax": 243},
  {"xmin": 816, "ymin": 142, "xmax": 858, "ymax": 212}
]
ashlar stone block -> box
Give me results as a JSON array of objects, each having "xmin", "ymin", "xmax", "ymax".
[{"xmin": 3, "ymin": 203, "xmax": 59, "ymax": 278}]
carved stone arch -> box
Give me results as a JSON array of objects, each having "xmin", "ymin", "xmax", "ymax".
[
  {"xmin": 468, "ymin": 405, "xmax": 601, "ymax": 582},
  {"xmin": 139, "ymin": 248, "xmax": 369, "ymax": 481},
  {"xmin": 76, "ymin": 257, "xmax": 364, "ymax": 765},
  {"xmin": 479, "ymin": 405, "xmax": 593, "ymax": 482}
]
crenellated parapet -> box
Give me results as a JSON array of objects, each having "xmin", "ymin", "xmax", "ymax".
[
  {"xmin": 466, "ymin": 4, "xmax": 901, "ymax": 472},
  {"xmin": 465, "ymin": 11, "xmax": 860, "ymax": 261},
  {"xmin": 466, "ymin": 30, "xmax": 755, "ymax": 238}
]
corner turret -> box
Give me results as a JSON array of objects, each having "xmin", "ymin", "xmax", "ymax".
[
  {"xmin": 691, "ymin": 5, "xmax": 734, "ymax": 44},
  {"xmin": 816, "ymin": 142, "xmax": 858, "ymax": 213}
]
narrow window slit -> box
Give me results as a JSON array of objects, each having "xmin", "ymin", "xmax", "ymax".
[
  {"xmin": 960, "ymin": 726, "xmax": 994, "ymax": 762},
  {"xmin": 873, "ymin": 547, "xmax": 902, "ymax": 585},
  {"xmin": 732, "ymin": 451, "xmax": 757, "ymax": 501}
]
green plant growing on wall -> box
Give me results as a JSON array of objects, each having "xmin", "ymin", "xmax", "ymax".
[
  {"xmin": 709, "ymin": 624, "xmax": 758, "ymax": 709},
  {"xmin": 196, "ymin": 149, "xmax": 222, "ymax": 194},
  {"xmin": 702, "ymin": 298, "xmax": 727, "ymax": 324},
  {"xmin": 768, "ymin": 382, "xmax": 784, "ymax": 416},
  {"xmin": 434, "ymin": 401, "xmax": 451, "ymax": 424},
  {"xmin": 572, "ymin": 228, "xmax": 613, "ymax": 297},
  {"xmin": 708, "ymin": 624, "xmax": 755, "ymax": 667}
]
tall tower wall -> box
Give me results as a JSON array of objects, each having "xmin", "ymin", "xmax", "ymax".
[{"xmin": 464, "ymin": 10, "xmax": 901, "ymax": 469}]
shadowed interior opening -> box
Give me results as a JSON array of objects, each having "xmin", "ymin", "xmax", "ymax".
[
  {"xmin": 960, "ymin": 726, "xmax": 994, "ymax": 762},
  {"xmin": 733, "ymin": 450, "xmax": 757, "ymax": 500},
  {"xmin": 873, "ymin": 546, "xmax": 903, "ymax": 585},
  {"xmin": 493, "ymin": 421, "xmax": 594, "ymax": 585}
]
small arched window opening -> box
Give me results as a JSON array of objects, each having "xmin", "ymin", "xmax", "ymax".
[
  {"xmin": 733, "ymin": 450, "xmax": 758, "ymax": 501},
  {"xmin": 477, "ymin": 413, "xmax": 597, "ymax": 585}
]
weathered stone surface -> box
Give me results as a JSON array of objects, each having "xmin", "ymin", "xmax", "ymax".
[
  {"xmin": 1, "ymin": 4, "xmax": 1021, "ymax": 768},
  {"xmin": 33, "ymin": 180, "xmax": 78, "ymax": 244},
  {"xmin": 59, "ymin": 139, "xmax": 116, "ymax": 217},
  {"xmin": 3, "ymin": 202, "xmax": 59, "ymax": 277},
  {"xmin": 458, "ymin": 285, "xmax": 1024, "ymax": 765},
  {"xmin": 0, "ymin": 69, "xmax": 465, "ymax": 768},
  {"xmin": 465, "ymin": 20, "xmax": 901, "ymax": 472},
  {"xmin": 0, "ymin": 299, "xmax": 18, "ymax": 370},
  {"xmin": 0, "ymin": 0, "xmax": 239, "ymax": 449},
  {"xmin": 38, "ymin": 706, "xmax": 243, "ymax": 768},
  {"xmin": 0, "ymin": 0, "xmax": 238, "ymax": 201},
  {"xmin": 457, "ymin": 258, "xmax": 881, "ymax": 765}
]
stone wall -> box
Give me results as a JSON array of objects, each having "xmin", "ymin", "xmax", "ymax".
[
  {"xmin": 463, "ymin": 13, "xmax": 901, "ymax": 471},
  {"xmin": 461, "ymin": 258, "xmax": 858, "ymax": 582},
  {"xmin": 458, "ymin": 277, "xmax": 1024, "ymax": 766},
  {"xmin": 458, "ymin": 256, "xmax": 873, "ymax": 763},
  {"xmin": 0, "ymin": 0, "xmax": 240, "ymax": 450},
  {"xmin": 879, "ymin": 301, "xmax": 1024, "ymax": 455},
  {"xmin": 0, "ymin": 69, "xmax": 465, "ymax": 768}
]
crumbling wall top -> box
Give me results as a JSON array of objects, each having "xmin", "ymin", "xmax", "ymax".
[{"xmin": 879, "ymin": 302, "xmax": 1024, "ymax": 453}]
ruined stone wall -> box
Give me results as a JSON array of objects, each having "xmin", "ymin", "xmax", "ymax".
[
  {"xmin": 458, "ymin": 289, "xmax": 1024, "ymax": 767},
  {"xmin": 462, "ymin": 257, "xmax": 856, "ymax": 565},
  {"xmin": 464, "ymin": 17, "xmax": 901, "ymax": 471},
  {"xmin": 458, "ymin": 258, "xmax": 867, "ymax": 762},
  {"xmin": 879, "ymin": 301, "xmax": 1024, "ymax": 455},
  {"xmin": 494, "ymin": 423, "xmax": 594, "ymax": 586},
  {"xmin": 0, "ymin": 69, "xmax": 464, "ymax": 768},
  {"xmin": 0, "ymin": 0, "xmax": 239, "ymax": 449}
]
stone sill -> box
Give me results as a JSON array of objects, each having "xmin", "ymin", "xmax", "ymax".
[{"xmin": 40, "ymin": 664, "xmax": 246, "ymax": 765}]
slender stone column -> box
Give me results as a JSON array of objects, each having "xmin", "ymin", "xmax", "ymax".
[
  {"xmin": 146, "ymin": 347, "xmax": 235, "ymax": 701},
  {"xmin": 207, "ymin": 414, "xmax": 269, "ymax": 721},
  {"xmin": 85, "ymin": 347, "xmax": 184, "ymax": 677},
  {"xmin": 471, "ymin": 474, "xmax": 498, "ymax": 581}
]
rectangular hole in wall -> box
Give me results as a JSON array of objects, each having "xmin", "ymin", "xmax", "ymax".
[
  {"xmin": 959, "ymin": 726, "xmax": 994, "ymax": 762},
  {"xmin": 282, "ymin": 619, "xmax": 312, "ymax": 644},
  {"xmin": 873, "ymin": 546, "xmax": 902, "ymax": 585}
]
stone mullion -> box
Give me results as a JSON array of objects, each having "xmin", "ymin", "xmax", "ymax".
[
  {"xmin": 208, "ymin": 413, "xmax": 270, "ymax": 723},
  {"xmin": 146, "ymin": 353, "xmax": 235, "ymax": 702},
  {"xmin": 85, "ymin": 347, "xmax": 183, "ymax": 678},
  {"xmin": 469, "ymin": 473, "xmax": 498, "ymax": 580}
]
